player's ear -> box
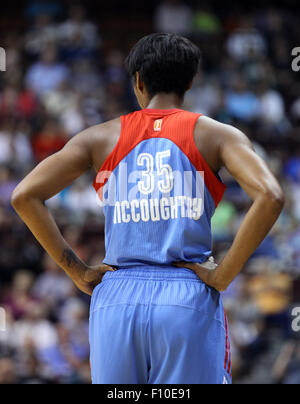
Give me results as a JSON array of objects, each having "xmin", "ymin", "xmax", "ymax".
[{"xmin": 135, "ymin": 72, "xmax": 144, "ymax": 93}]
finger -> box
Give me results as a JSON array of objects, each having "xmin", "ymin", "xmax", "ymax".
[
  {"xmin": 173, "ymin": 262, "xmax": 194, "ymax": 270},
  {"xmin": 191, "ymin": 267, "xmax": 212, "ymax": 284},
  {"xmin": 101, "ymin": 265, "xmax": 117, "ymax": 272},
  {"xmin": 172, "ymin": 262, "xmax": 185, "ymax": 267},
  {"xmin": 106, "ymin": 266, "xmax": 116, "ymax": 272}
]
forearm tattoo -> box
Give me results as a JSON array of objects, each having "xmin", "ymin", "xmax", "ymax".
[{"xmin": 61, "ymin": 248, "xmax": 82, "ymax": 269}]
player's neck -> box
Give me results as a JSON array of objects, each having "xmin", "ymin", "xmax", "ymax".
[{"xmin": 145, "ymin": 93, "xmax": 183, "ymax": 110}]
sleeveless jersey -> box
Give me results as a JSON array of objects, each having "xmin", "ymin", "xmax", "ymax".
[{"xmin": 93, "ymin": 109, "xmax": 226, "ymax": 267}]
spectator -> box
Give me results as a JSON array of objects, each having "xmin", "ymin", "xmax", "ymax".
[
  {"xmin": 0, "ymin": 168, "xmax": 19, "ymax": 206},
  {"xmin": 226, "ymin": 17, "xmax": 267, "ymax": 62},
  {"xmin": 42, "ymin": 81, "xmax": 78, "ymax": 120},
  {"xmin": 256, "ymin": 82, "xmax": 286, "ymax": 127},
  {"xmin": 60, "ymin": 94, "xmax": 86, "ymax": 137},
  {"xmin": 13, "ymin": 302, "xmax": 58, "ymax": 353},
  {"xmin": 63, "ymin": 177, "xmax": 100, "ymax": 216},
  {"xmin": 25, "ymin": 0, "xmax": 63, "ymax": 20},
  {"xmin": 154, "ymin": 0, "xmax": 192, "ymax": 35},
  {"xmin": 38, "ymin": 323, "xmax": 87, "ymax": 382},
  {"xmin": 25, "ymin": 46, "xmax": 70, "ymax": 96},
  {"xmin": 225, "ymin": 77, "xmax": 261, "ymax": 122},
  {"xmin": 184, "ymin": 75, "xmax": 222, "ymax": 115},
  {"xmin": 59, "ymin": 5, "xmax": 100, "ymax": 51},
  {"xmin": 71, "ymin": 59, "xmax": 102, "ymax": 96},
  {"xmin": 0, "ymin": 358, "xmax": 18, "ymax": 384},
  {"xmin": 32, "ymin": 254, "xmax": 74, "ymax": 306},
  {"xmin": 192, "ymin": 5, "xmax": 222, "ymax": 37},
  {"xmin": 25, "ymin": 14, "xmax": 59, "ymax": 57},
  {"xmin": 32, "ymin": 119, "xmax": 67, "ymax": 162},
  {"xmin": 0, "ymin": 119, "xmax": 33, "ymax": 168},
  {"xmin": 104, "ymin": 50, "xmax": 127, "ymax": 86},
  {"xmin": 1, "ymin": 270, "xmax": 36, "ymax": 321}
]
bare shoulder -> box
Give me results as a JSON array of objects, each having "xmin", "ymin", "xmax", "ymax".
[
  {"xmin": 80, "ymin": 117, "xmax": 121, "ymax": 145},
  {"xmin": 90, "ymin": 117, "xmax": 122, "ymax": 136},
  {"xmin": 194, "ymin": 116, "xmax": 253, "ymax": 172},
  {"xmin": 70, "ymin": 118, "xmax": 122, "ymax": 172},
  {"xmin": 196, "ymin": 116, "xmax": 252, "ymax": 146}
]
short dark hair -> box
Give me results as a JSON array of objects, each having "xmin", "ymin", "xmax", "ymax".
[{"xmin": 125, "ymin": 33, "xmax": 201, "ymax": 99}]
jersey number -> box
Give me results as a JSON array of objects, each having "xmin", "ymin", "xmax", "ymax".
[{"xmin": 137, "ymin": 150, "xmax": 174, "ymax": 195}]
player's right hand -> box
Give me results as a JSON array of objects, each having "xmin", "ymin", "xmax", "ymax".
[{"xmin": 79, "ymin": 264, "xmax": 116, "ymax": 296}]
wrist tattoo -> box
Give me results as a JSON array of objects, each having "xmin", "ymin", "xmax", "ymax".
[{"xmin": 61, "ymin": 248, "xmax": 82, "ymax": 269}]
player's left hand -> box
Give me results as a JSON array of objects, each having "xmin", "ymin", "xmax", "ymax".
[{"xmin": 173, "ymin": 261, "xmax": 225, "ymax": 292}]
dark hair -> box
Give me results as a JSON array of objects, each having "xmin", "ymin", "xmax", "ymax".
[{"xmin": 125, "ymin": 33, "xmax": 201, "ymax": 99}]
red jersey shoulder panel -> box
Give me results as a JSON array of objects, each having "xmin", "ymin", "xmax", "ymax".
[{"xmin": 93, "ymin": 109, "xmax": 226, "ymax": 207}]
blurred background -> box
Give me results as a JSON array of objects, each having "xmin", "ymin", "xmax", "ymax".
[{"xmin": 0, "ymin": 0, "xmax": 300, "ymax": 384}]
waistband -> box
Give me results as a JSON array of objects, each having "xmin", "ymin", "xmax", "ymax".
[{"xmin": 102, "ymin": 266, "xmax": 201, "ymax": 282}]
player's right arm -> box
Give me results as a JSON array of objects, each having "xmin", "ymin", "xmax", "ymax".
[
  {"xmin": 176, "ymin": 117, "xmax": 285, "ymax": 291},
  {"xmin": 11, "ymin": 122, "xmax": 119, "ymax": 296}
]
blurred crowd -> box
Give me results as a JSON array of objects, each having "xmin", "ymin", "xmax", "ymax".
[{"xmin": 0, "ymin": 0, "xmax": 300, "ymax": 384}]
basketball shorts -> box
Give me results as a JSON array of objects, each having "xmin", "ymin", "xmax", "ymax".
[{"xmin": 89, "ymin": 266, "xmax": 232, "ymax": 384}]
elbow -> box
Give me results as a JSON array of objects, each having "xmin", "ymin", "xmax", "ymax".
[
  {"xmin": 11, "ymin": 187, "xmax": 30, "ymax": 212},
  {"xmin": 263, "ymin": 186, "xmax": 285, "ymax": 213}
]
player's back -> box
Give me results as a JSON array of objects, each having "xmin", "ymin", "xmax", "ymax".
[{"xmin": 94, "ymin": 108, "xmax": 226, "ymax": 268}]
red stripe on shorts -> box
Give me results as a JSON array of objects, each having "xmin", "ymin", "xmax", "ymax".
[{"xmin": 224, "ymin": 309, "xmax": 229, "ymax": 371}]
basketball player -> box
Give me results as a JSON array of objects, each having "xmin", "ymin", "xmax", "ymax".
[{"xmin": 12, "ymin": 34, "xmax": 284, "ymax": 384}]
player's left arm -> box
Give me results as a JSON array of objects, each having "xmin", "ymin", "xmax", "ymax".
[
  {"xmin": 176, "ymin": 119, "xmax": 285, "ymax": 292},
  {"xmin": 11, "ymin": 127, "xmax": 115, "ymax": 296}
]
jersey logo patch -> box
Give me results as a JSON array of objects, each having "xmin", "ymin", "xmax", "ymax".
[{"xmin": 154, "ymin": 119, "xmax": 163, "ymax": 132}]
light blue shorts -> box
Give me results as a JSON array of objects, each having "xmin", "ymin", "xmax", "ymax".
[{"xmin": 89, "ymin": 266, "xmax": 232, "ymax": 384}]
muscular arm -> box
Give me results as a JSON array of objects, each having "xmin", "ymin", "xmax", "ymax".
[
  {"xmin": 177, "ymin": 117, "xmax": 285, "ymax": 291},
  {"xmin": 214, "ymin": 120, "xmax": 284, "ymax": 290},
  {"xmin": 11, "ymin": 126, "xmax": 115, "ymax": 296}
]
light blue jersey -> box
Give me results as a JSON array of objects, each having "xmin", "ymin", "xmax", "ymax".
[{"xmin": 93, "ymin": 109, "xmax": 226, "ymax": 267}]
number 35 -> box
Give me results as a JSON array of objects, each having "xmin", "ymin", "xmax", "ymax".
[{"xmin": 137, "ymin": 150, "xmax": 174, "ymax": 195}]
